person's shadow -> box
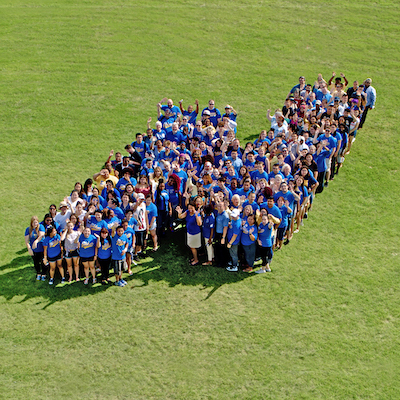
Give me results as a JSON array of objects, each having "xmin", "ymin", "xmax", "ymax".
[{"xmin": 2, "ymin": 229, "xmax": 252, "ymax": 309}]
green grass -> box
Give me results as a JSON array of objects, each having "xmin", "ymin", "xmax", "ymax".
[{"xmin": 1, "ymin": 0, "xmax": 400, "ymax": 398}]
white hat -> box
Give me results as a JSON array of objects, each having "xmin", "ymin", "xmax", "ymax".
[
  {"xmin": 137, "ymin": 193, "xmax": 145, "ymax": 200},
  {"xmin": 231, "ymin": 209, "xmax": 240, "ymax": 218}
]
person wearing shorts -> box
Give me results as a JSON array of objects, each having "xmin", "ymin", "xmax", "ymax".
[
  {"xmin": 78, "ymin": 227, "xmax": 98, "ymax": 285},
  {"xmin": 61, "ymin": 221, "xmax": 80, "ymax": 282},
  {"xmin": 43, "ymin": 227, "xmax": 64, "ymax": 285}
]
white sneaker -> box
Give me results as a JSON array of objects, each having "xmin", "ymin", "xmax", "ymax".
[
  {"xmin": 226, "ymin": 266, "xmax": 238, "ymax": 272},
  {"xmin": 255, "ymin": 269, "xmax": 266, "ymax": 274}
]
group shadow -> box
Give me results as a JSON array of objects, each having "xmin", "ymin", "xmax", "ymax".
[{"xmin": 1, "ymin": 229, "xmax": 253, "ymax": 308}]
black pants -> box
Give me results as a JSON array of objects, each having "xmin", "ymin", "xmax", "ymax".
[
  {"xmin": 98, "ymin": 257, "xmax": 111, "ymax": 281},
  {"xmin": 32, "ymin": 252, "xmax": 46, "ymax": 275},
  {"xmin": 157, "ymin": 210, "xmax": 169, "ymax": 237},
  {"xmin": 359, "ymin": 106, "xmax": 370, "ymax": 129},
  {"xmin": 259, "ymin": 246, "xmax": 273, "ymax": 266},
  {"xmin": 316, "ymin": 171, "xmax": 326, "ymax": 193},
  {"xmin": 214, "ymin": 232, "xmax": 228, "ymax": 267}
]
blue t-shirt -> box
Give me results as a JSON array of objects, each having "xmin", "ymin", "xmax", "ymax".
[
  {"xmin": 258, "ymin": 222, "xmax": 273, "ymax": 247},
  {"xmin": 241, "ymin": 222, "xmax": 258, "ymax": 246},
  {"xmin": 156, "ymin": 190, "xmax": 169, "ymax": 211},
  {"xmin": 111, "ymin": 233, "xmax": 128, "ymax": 261},
  {"xmin": 161, "ymin": 105, "xmax": 180, "ymax": 119},
  {"xmin": 98, "ymin": 238, "xmax": 112, "ymax": 260},
  {"xmin": 25, "ymin": 225, "xmax": 45, "ymax": 253},
  {"xmin": 186, "ymin": 212, "xmax": 201, "ymax": 235},
  {"xmin": 274, "ymin": 191, "xmax": 295, "ymax": 214},
  {"xmin": 104, "ymin": 216, "xmax": 121, "ymax": 234},
  {"xmin": 165, "ymin": 183, "xmax": 180, "ymax": 206},
  {"xmin": 278, "ymin": 205, "xmax": 290, "ymax": 228},
  {"xmin": 146, "ymin": 202, "xmax": 158, "ymax": 224},
  {"xmin": 131, "ymin": 141, "xmax": 148, "ymax": 160},
  {"xmin": 153, "ymin": 128, "xmax": 166, "ymax": 141},
  {"xmin": 88, "ymin": 216, "xmax": 108, "ymax": 235},
  {"xmin": 215, "ymin": 210, "xmax": 229, "ymax": 234},
  {"xmin": 202, "ymin": 214, "xmax": 215, "ymax": 239},
  {"xmin": 259, "ymin": 203, "xmax": 282, "ymax": 222},
  {"xmin": 127, "ymin": 216, "xmax": 138, "ymax": 231},
  {"xmin": 227, "ymin": 218, "xmax": 242, "ymax": 246},
  {"xmin": 124, "ymin": 227, "xmax": 135, "ymax": 248},
  {"xmin": 79, "ymin": 234, "xmax": 97, "ymax": 258},
  {"xmin": 183, "ymin": 110, "xmax": 197, "ymax": 125},
  {"xmin": 43, "ymin": 234, "xmax": 62, "ymax": 258}
]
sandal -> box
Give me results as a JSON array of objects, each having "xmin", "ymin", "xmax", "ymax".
[
  {"xmin": 202, "ymin": 261, "xmax": 213, "ymax": 266},
  {"xmin": 190, "ymin": 260, "xmax": 199, "ymax": 266}
]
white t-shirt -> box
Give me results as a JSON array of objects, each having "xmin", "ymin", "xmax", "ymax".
[
  {"xmin": 133, "ymin": 202, "xmax": 147, "ymax": 232},
  {"xmin": 54, "ymin": 211, "xmax": 71, "ymax": 230}
]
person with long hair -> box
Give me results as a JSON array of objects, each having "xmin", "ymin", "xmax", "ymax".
[
  {"xmin": 25, "ymin": 216, "xmax": 46, "ymax": 281},
  {"xmin": 201, "ymin": 203, "xmax": 215, "ymax": 266},
  {"xmin": 43, "ymin": 226, "xmax": 64, "ymax": 285},
  {"xmin": 60, "ymin": 221, "xmax": 80, "ymax": 282},
  {"xmin": 176, "ymin": 201, "xmax": 203, "ymax": 266},
  {"xmin": 241, "ymin": 213, "xmax": 258, "ymax": 272},
  {"xmin": 155, "ymin": 179, "xmax": 170, "ymax": 239},
  {"xmin": 255, "ymin": 213, "xmax": 274, "ymax": 273},
  {"xmin": 97, "ymin": 227, "xmax": 112, "ymax": 285},
  {"xmin": 77, "ymin": 227, "xmax": 98, "ymax": 285},
  {"xmin": 135, "ymin": 174, "xmax": 152, "ymax": 199}
]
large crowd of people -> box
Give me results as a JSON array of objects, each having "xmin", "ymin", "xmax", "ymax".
[{"xmin": 25, "ymin": 74, "xmax": 376, "ymax": 285}]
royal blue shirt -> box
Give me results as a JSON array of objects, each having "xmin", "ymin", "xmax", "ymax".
[{"xmin": 79, "ymin": 234, "xmax": 97, "ymax": 258}]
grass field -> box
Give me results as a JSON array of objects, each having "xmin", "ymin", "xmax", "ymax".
[{"xmin": 1, "ymin": 0, "xmax": 400, "ymax": 399}]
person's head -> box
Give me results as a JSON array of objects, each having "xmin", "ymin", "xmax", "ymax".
[
  {"xmin": 230, "ymin": 178, "xmax": 238, "ymax": 190},
  {"xmin": 46, "ymin": 226, "xmax": 57, "ymax": 237},
  {"xmin": 70, "ymin": 213, "xmax": 78, "ymax": 226},
  {"xmin": 248, "ymin": 192, "xmax": 256, "ymax": 203},
  {"xmin": 247, "ymin": 213, "xmax": 256, "ymax": 225},
  {"xmin": 208, "ymin": 99, "xmax": 215, "ymax": 110},
  {"xmin": 30, "ymin": 216, "xmax": 39, "ymax": 230},
  {"xmin": 49, "ymin": 204, "xmax": 57, "ymax": 216},
  {"xmin": 65, "ymin": 221, "xmax": 74, "ymax": 232},
  {"xmin": 100, "ymin": 227, "xmax": 109, "ymax": 240},
  {"xmin": 116, "ymin": 226, "xmax": 124, "ymax": 237},
  {"xmin": 256, "ymin": 161, "xmax": 264, "ymax": 172},
  {"xmin": 137, "ymin": 193, "xmax": 145, "ymax": 203},
  {"xmin": 139, "ymin": 175, "xmax": 148, "ymax": 185},
  {"xmin": 125, "ymin": 209, "xmax": 133, "ymax": 220},
  {"xmin": 158, "ymin": 180, "xmax": 165, "ymax": 191},
  {"xmin": 82, "ymin": 227, "xmax": 90, "ymax": 238},
  {"xmin": 43, "ymin": 214, "xmax": 53, "ymax": 226},
  {"xmin": 95, "ymin": 209, "xmax": 103, "ymax": 221},
  {"xmin": 364, "ymin": 78, "xmax": 372, "ymax": 88},
  {"xmin": 243, "ymin": 179, "xmax": 251, "ymax": 191},
  {"xmin": 145, "ymin": 194, "xmax": 152, "ymax": 206},
  {"xmin": 187, "ymin": 201, "xmax": 196, "ymax": 215},
  {"xmin": 267, "ymin": 196, "xmax": 274, "ymax": 208},
  {"xmin": 70, "ymin": 189, "xmax": 79, "ymax": 202},
  {"xmin": 74, "ymin": 182, "xmax": 82, "ymax": 192},
  {"xmin": 295, "ymin": 176, "xmax": 304, "ymax": 187},
  {"xmin": 231, "ymin": 194, "xmax": 240, "ymax": 207},
  {"xmin": 55, "ymin": 202, "xmax": 69, "ymax": 219},
  {"xmin": 75, "ymin": 202, "xmax": 83, "ymax": 214}
]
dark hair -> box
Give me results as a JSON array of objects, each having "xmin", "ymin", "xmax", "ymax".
[
  {"xmin": 46, "ymin": 226, "xmax": 55, "ymax": 236},
  {"xmin": 99, "ymin": 227, "xmax": 111, "ymax": 245}
]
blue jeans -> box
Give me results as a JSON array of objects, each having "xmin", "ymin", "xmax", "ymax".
[
  {"xmin": 242, "ymin": 242, "xmax": 256, "ymax": 267},
  {"xmin": 229, "ymin": 244, "xmax": 239, "ymax": 267}
]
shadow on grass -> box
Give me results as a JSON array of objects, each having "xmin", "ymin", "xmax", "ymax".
[{"xmin": 0, "ymin": 230, "xmax": 252, "ymax": 307}]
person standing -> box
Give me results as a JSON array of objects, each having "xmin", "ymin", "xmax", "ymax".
[
  {"xmin": 358, "ymin": 78, "xmax": 376, "ymax": 129},
  {"xmin": 25, "ymin": 216, "xmax": 46, "ymax": 281}
]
